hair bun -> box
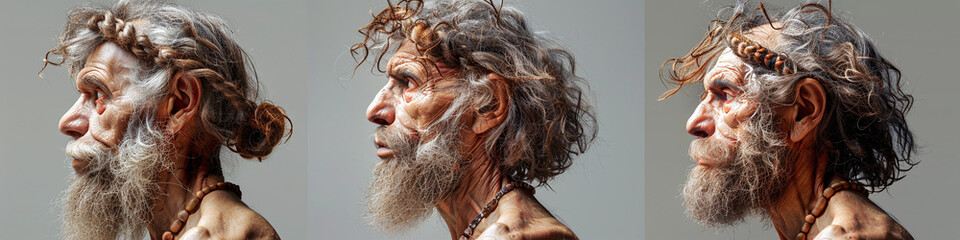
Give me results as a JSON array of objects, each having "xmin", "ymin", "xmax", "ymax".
[{"xmin": 232, "ymin": 101, "xmax": 292, "ymax": 160}]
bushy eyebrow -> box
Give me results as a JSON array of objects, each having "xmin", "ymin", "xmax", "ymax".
[
  {"xmin": 708, "ymin": 78, "xmax": 743, "ymax": 92},
  {"xmin": 80, "ymin": 77, "xmax": 114, "ymax": 99},
  {"xmin": 388, "ymin": 67, "xmax": 422, "ymax": 84},
  {"xmin": 700, "ymin": 77, "xmax": 743, "ymax": 101}
]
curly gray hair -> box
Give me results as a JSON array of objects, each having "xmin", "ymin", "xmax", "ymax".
[
  {"xmin": 352, "ymin": 0, "xmax": 597, "ymax": 186},
  {"xmin": 662, "ymin": 0, "xmax": 917, "ymax": 192}
]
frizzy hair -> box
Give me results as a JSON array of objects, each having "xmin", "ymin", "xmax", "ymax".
[
  {"xmin": 42, "ymin": 0, "xmax": 291, "ymax": 168},
  {"xmin": 351, "ymin": 0, "xmax": 597, "ymax": 186},
  {"xmin": 660, "ymin": 0, "xmax": 916, "ymax": 192}
]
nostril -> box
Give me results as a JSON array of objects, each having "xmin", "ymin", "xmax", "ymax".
[
  {"xmin": 372, "ymin": 118, "xmax": 389, "ymax": 126},
  {"xmin": 690, "ymin": 130, "xmax": 709, "ymax": 138},
  {"xmin": 61, "ymin": 126, "xmax": 84, "ymax": 139}
]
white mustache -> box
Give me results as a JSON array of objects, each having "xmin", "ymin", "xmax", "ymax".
[
  {"xmin": 65, "ymin": 141, "xmax": 106, "ymax": 162},
  {"xmin": 689, "ymin": 138, "xmax": 735, "ymax": 165}
]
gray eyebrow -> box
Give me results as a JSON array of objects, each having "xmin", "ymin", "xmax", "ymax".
[
  {"xmin": 80, "ymin": 76, "xmax": 114, "ymax": 99},
  {"xmin": 709, "ymin": 78, "xmax": 744, "ymax": 92},
  {"xmin": 388, "ymin": 68, "xmax": 422, "ymax": 84}
]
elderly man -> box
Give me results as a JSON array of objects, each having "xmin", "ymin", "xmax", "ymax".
[
  {"xmin": 43, "ymin": 1, "xmax": 289, "ymax": 239},
  {"xmin": 352, "ymin": 0, "xmax": 596, "ymax": 239},
  {"xmin": 660, "ymin": 1, "xmax": 916, "ymax": 239}
]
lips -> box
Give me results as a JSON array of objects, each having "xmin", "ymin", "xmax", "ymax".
[
  {"xmin": 71, "ymin": 158, "xmax": 90, "ymax": 173},
  {"xmin": 696, "ymin": 158, "xmax": 717, "ymax": 167},
  {"xmin": 65, "ymin": 139, "xmax": 111, "ymax": 174},
  {"xmin": 374, "ymin": 140, "xmax": 394, "ymax": 159}
]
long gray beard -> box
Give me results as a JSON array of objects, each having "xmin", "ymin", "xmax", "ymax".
[
  {"xmin": 365, "ymin": 126, "xmax": 463, "ymax": 234},
  {"xmin": 682, "ymin": 109, "xmax": 789, "ymax": 228},
  {"xmin": 60, "ymin": 126, "xmax": 173, "ymax": 240}
]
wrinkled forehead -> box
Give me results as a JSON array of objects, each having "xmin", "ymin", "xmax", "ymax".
[
  {"xmin": 84, "ymin": 42, "xmax": 140, "ymax": 88},
  {"xmin": 387, "ymin": 42, "xmax": 426, "ymax": 68},
  {"xmin": 704, "ymin": 48, "xmax": 749, "ymax": 87},
  {"xmin": 387, "ymin": 41, "xmax": 458, "ymax": 78}
]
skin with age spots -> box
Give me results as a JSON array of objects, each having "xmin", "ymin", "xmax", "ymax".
[
  {"xmin": 368, "ymin": 42, "xmax": 460, "ymax": 156},
  {"xmin": 60, "ymin": 43, "xmax": 136, "ymax": 173},
  {"xmin": 58, "ymin": 42, "xmax": 279, "ymax": 240},
  {"xmin": 687, "ymin": 49, "xmax": 755, "ymax": 162},
  {"xmin": 366, "ymin": 41, "xmax": 577, "ymax": 240},
  {"xmin": 684, "ymin": 25, "xmax": 912, "ymax": 240}
]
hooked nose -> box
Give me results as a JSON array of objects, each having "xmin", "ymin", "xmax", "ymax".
[
  {"xmin": 59, "ymin": 99, "xmax": 89, "ymax": 139},
  {"xmin": 686, "ymin": 101, "xmax": 715, "ymax": 138},
  {"xmin": 366, "ymin": 89, "xmax": 395, "ymax": 126}
]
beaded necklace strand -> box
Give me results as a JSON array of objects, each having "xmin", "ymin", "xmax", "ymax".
[
  {"xmin": 161, "ymin": 181, "xmax": 242, "ymax": 240},
  {"xmin": 459, "ymin": 181, "xmax": 534, "ymax": 240},
  {"xmin": 796, "ymin": 180, "xmax": 867, "ymax": 240}
]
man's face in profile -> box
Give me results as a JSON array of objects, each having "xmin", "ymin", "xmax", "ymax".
[
  {"xmin": 681, "ymin": 44, "xmax": 791, "ymax": 227},
  {"xmin": 60, "ymin": 42, "xmax": 138, "ymax": 174},
  {"xmin": 363, "ymin": 41, "xmax": 466, "ymax": 233},
  {"xmin": 57, "ymin": 42, "xmax": 173, "ymax": 239}
]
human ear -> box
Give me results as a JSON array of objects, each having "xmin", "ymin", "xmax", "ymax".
[
  {"xmin": 158, "ymin": 72, "xmax": 202, "ymax": 134},
  {"xmin": 787, "ymin": 77, "xmax": 826, "ymax": 142},
  {"xmin": 471, "ymin": 73, "xmax": 510, "ymax": 134}
]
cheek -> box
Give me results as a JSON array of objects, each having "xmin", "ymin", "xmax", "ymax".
[
  {"xmin": 91, "ymin": 98, "xmax": 134, "ymax": 146},
  {"xmin": 399, "ymin": 90, "xmax": 453, "ymax": 130},
  {"xmin": 716, "ymin": 100, "xmax": 757, "ymax": 141}
]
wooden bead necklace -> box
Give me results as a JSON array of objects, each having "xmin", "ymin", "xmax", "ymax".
[
  {"xmin": 459, "ymin": 181, "xmax": 534, "ymax": 240},
  {"xmin": 161, "ymin": 181, "xmax": 242, "ymax": 240},
  {"xmin": 796, "ymin": 180, "xmax": 867, "ymax": 240}
]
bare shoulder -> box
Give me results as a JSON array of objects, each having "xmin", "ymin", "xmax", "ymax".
[
  {"xmin": 815, "ymin": 210, "xmax": 913, "ymax": 240},
  {"xmin": 185, "ymin": 198, "xmax": 280, "ymax": 240},
  {"xmin": 814, "ymin": 223, "xmax": 912, "ymax": 240},
  {"xmin": 812, "ymin": 190, "xmax": 913, "ymax": 240},
  {"xmin": 475, "ymin": 219, "xmax": 578, "ymax": 240}
]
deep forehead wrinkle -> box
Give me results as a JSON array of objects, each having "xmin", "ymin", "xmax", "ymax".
[
  {"xmin": 387, "ymin": 50, "xmax": 427, "ymax": 72},
  {"xmin": 388, "ymin": 57, "xmax": 428, "ymax": 82},
  {"xmin": 704, "ymin": 52, "xmax": 749, "ymax": 87},
  {"xmin": 83, "ymin": 42, "xmax": 138, "ymax": 91},
  {"xmin": 387, "ymin": 51, "xmax": 423, "ymax": 69}
]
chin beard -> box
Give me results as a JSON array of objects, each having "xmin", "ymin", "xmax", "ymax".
[
  {"xmin": 682, "ymin": 111, "xmax": 790, "ymax": 228},
  {"xmin": 60, "ymin": 124, "xmax": 173, "ymax": 240},
  {"xmin": 365, "ymin": 126, "xmax": 463, "ymax": 234}
]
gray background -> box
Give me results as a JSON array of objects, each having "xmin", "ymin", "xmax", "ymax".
[
  {"xmin": 646, "ymin": 0, "xmax": 960, "ymax": 239},
  {"xmin": 0, "ymin": 1, "xmax": 308, "ymax": 239},
  {"xmin": 308, "ymin": 0, "xmax": 644, "ymax": 239}
]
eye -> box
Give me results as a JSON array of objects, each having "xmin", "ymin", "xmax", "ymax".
[
  {"xmin": 396, "ymin": 77, "xmax": 410, "ymax": 88},
  {"xmin": 390, "ymin": 74, "xmax": 421, "ymax": 94},
  {"xmin": 712, "ymin": 87, "xmax": 740, "ymax": 102},
  {"xmin": 714, "ymin": 91, "xmax": 728, "ymax": 101},
  {"xmin": 721, "ymin": 91, "xmax": 735, "ymax": 101},
  {"xmin": 94, "ymin": 90, "xmax": 107, "ymax": 114},
  {"xmin": 402, "ymin": 76, "xmax": 422, "ymax": 89},
  {"xmin": 708, "ymin": 90, "xmax": 726, "ymax": 102}
]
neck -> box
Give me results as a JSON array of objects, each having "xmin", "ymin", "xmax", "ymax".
[
  {"xmin": 766, "ymin": 147, "xmax": 835, "ymax": 240},
  {"xmin": 146, "ymin": 163, "xmax": 221, "ymax": 239},
  {"xmin": 435, "ymin": 149, "xmax": 511, "ymax": 240}
]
